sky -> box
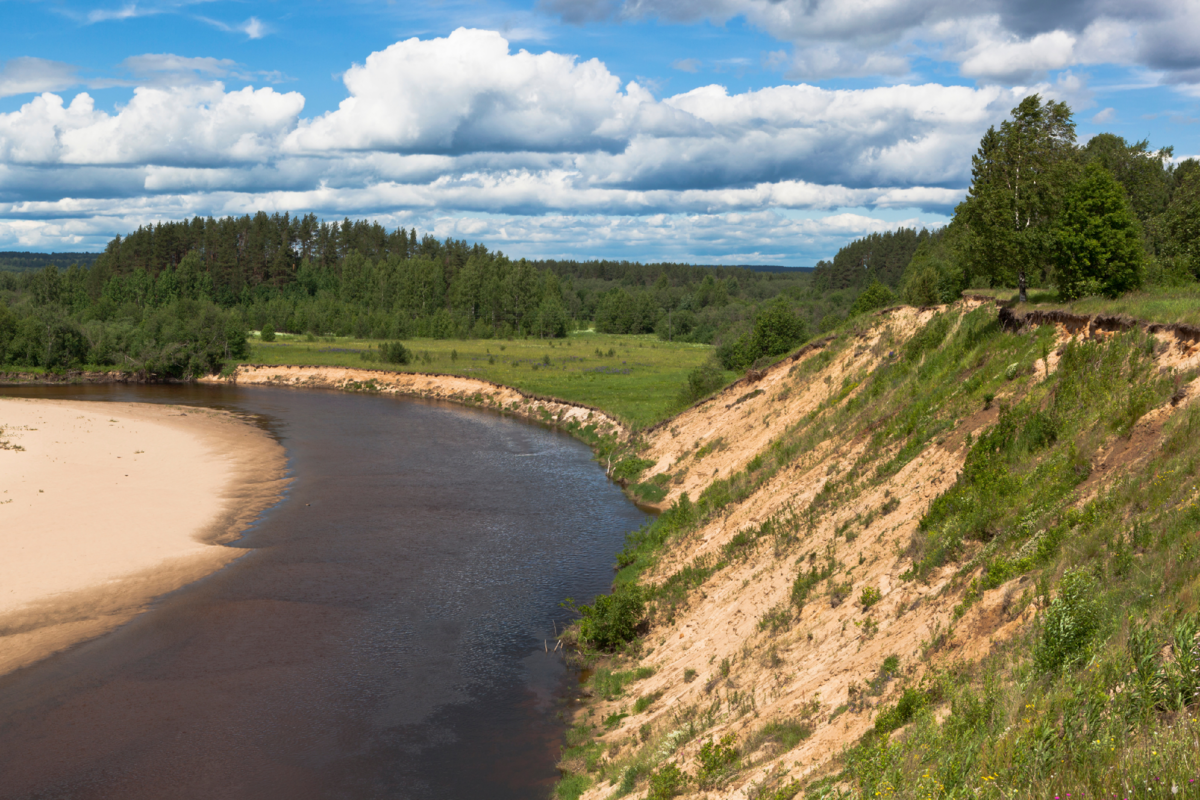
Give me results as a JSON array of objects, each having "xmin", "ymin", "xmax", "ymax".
[{"xmin": 0, "ymin": 0, "xmax": 1198, "ymax": 265}]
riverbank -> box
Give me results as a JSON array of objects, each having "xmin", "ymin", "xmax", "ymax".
[
  {"xmin": 204, "ymin": 364, "xmax": 630, "ymax": 440},
  {"xmin": 0, "ymin": 397, "xmax": 288, "ymax": 675}
]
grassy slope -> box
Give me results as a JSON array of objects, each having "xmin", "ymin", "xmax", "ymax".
[
  {"xmin": 968, "ymin": 284, "xmax": 1200, "ymax": 328},
  {"xmin": 245, "ymin": 332, "xmax": 721, "ymax": 429},
  {"xmin": 554, "ymin": 300, "xmax": 1200, "ymax": 800}
]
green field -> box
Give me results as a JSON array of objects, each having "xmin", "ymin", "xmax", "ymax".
[{"xmin": 245, "ymin": 331, "xmax": 722, "ymax": 429}]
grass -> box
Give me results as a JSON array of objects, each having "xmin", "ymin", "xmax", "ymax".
[
  {"xmin": 966, "ymin": 284, "xmax": 1200, "ymax": 327},
  {"xmin": 829, "ymin": 327, "xmax": 1200, "ymax": 798},
  {"xmin": 551, "ymin": 298, "xmax": 1200, "ymax": 800},
  {"xmin": 244, "ymin": 330, "xmax": 720, "ymax": 429}
]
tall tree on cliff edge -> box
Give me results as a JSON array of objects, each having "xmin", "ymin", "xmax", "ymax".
[
  {"xmin": 1051, "ymin": 162, "xmax": 1145, "ymax": 299},
  {"xmin": 959, "ymin": 95, "xmax": 1077, "ymax": 302}
]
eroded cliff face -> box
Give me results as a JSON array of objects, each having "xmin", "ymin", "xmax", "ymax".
[{"xmin": 564, "ymin": 300, "xmax": 1200, "ymax": 800}]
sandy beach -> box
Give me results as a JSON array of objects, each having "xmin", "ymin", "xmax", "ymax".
[{"xmin": 0, "ymin": 397, "xmax": 288, "ymax": 675}]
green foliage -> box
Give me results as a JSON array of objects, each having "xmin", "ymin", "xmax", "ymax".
[
  {"xmin": 647, "ymin": 763, "xmax": 686, "ymax": 800},
  {"xmin": 791, "ymin": 558, "xmax": 834, "ymax": 610},
  {"xmin": 873, "ymin": 687, "xmax": 928, "ymax": 735},
  {"xmin": 959, "ymin": 94, "xmax": 1077, "ymax": 297},
  {"xmin": 860, "ymin": 586, "xmax": 882, "ymax": 609},
  {"xmin": 633, "ymin": 691, "xmax": 661, "ymax": 714},
  {"xmin": 750, "ymin": 719, "xmax": 813, "ymax": 752},
  {"xmin": 812, "ymin": 227, "xmax": 931, "ymax": 293},
  {"xmin": 612, "ymin": 456, "xmax": 656, "ymax": 483},
  {"xmin": 849, "ymin": 281, "xmax": 896, "ymax": 317},
  {"xmin": 1051, "ymin": 162, "xmax": 1145, "ymax": 299},
  {"xmin": 0, "ymin": 286, "xmax": 247, "ymax": 377},
  {"xmin": 260, "ymin": 322, "xmax": 276, "ymax": 342},
  {"xmin": 1033, "ymin": 568, "xmax": 1102, "ymax": 672},
  {"xmin": 676, "ymin": 357, "xmax": 729, "ymax": 407},
  {"xmin": 696, "ymin": 734, "xmax": 740, "ymax": 789},
  {"xmin": 1082, "ymin": 133, "xmax": 1174, "ymax": 222},
  {"xmin": 899, "ymin": 223, "xmax": 971, "ymax": 306},
  {"xmin": 554, "ymin": 772, "xmax": 590, "ymax": 800},
  {"xmin": 589, "ymin": 666, "xmax": 655, "ymax": 699},
  {"xmin": 380, "ymin": 341, "xmax": 412, "ymax": 364},
  {"xmin": 717, "ymin": 297, "xmax": 809, "ymax": 371},
  {"xmin": 572, "ymin": 583, "xmax": 645, "ymax": 651},
  {"xmin": 1159, "ymin": 168, "xmax": 1200, "ymax": 281}
]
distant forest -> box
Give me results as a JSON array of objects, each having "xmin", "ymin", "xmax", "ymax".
[
  {"xmin": 0, "ymin": 214, "xmax": 869, "ymax": 376},
  {"xmin": 4, "ymin": 96, "xmax": 1196, "ymax": 378},
  {"xmin": 0, "ymin": 252, "xmax": 101, "ymax": 272}
]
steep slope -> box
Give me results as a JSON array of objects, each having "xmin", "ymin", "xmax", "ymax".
[{"xmin": 560, "ymin": 300, "xmax": 1200, "ymax": 800}]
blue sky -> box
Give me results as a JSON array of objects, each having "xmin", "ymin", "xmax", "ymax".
[{"xmin": 1, "ymin": 0, "xmax": 1197, "ymax": 264}]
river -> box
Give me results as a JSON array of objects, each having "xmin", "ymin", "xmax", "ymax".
[{"xmin": 0, "ymin": 384, "xmax": 646, "ymax": 799}]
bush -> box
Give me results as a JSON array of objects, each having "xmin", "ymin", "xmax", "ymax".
[
  {"xmin": 675, "ymin": 357, "xmax": 729, "ymax": 406},
  {"xmin": 647, "ymin": 763, "xmax": 686, "ymax": 800},
  {"xmin": 717, "ymin": 297, "xmax": 808, "ymax": 371},
  {"xmin": 874, "ymin": 687, "xmax": 927, "ymax": 734},
  {"xmin": 849, "ymin": 281, "xmax": 896, "ymax": 317},
  {"xmin": 575, "ymin": 583, "xmax": 645, "ymax": 651},
  {"xmin": 380, "ymin": 340, "xmax": 412, "ymax": 365},
  {"xmin": 260, "ymin": 322, "xmax": 276, "ymax": 342},
  {"xmin": 1034, "ymin": 567, "xmax": 1102, "ymax": 672},
  {"xmin": 612, "ymin": 457, "xmax": 655, "ymax": 483},
  {"xmin": 696, "ymin": 734, "xmax": 740, "ymax": 789}
]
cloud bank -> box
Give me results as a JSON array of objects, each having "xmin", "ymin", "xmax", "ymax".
[
  {"xmin": 544, "ymin": 0, "xmax": 1200, "ymax": 87},
  {"xmin": 0, "ymin": 28, "xmax": 1073, "ymax": 260}
]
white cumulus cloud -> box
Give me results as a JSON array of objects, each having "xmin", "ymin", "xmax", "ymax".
[
  {"xmin": 0, "ymin": 84, "xmax": 305, "ymax": 167},
  {"xmin": 285, "ymin": 28, "xmax": 677, "ymax": 155}
]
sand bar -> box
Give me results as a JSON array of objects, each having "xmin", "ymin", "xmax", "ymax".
[{"xmin": 0, "ymin": 397, "xmax": 288, "ymax": 675}]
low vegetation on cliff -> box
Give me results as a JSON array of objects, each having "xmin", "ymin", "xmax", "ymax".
[{"xmin": 555, "ymin": 296, "xmax": 1200, "ymax": 800}]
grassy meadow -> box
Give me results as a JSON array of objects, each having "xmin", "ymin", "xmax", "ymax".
[{"xmin": 245, "ymin": 331, "xmax": 723, "ymax": 429}]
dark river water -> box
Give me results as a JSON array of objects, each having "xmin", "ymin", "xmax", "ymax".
[{"xmin": 0, "ymin": 385, "xmax": 646, "ymax": 800}]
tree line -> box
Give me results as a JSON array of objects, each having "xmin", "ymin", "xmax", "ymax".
[
  {"xmin": 0, "ymin": 218, "xmax": 839, "ymax": 375},
  {"xmin": 897, "ymin": 96, "xmax": 1199, "ymax": 304}
]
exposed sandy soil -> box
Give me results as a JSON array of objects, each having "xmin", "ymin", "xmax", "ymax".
[
  {"xmin": 211, "ymin": 365, "xmax": 627, "ymax": 440},
  {"xmin": 0, "ymin": 398, "xmax": 287, "ymax": 675},
  {"xmin": 640, "ymin": 307, "xmax": 940, "ymax": 509},
  {"xmin": 572, "ymin": 301, "xmax": 1200, "ymax": 800}
]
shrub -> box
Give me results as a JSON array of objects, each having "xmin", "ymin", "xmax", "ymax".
[
  {"xmin": 860, "ymin": 586, "xmax": 882, "ymax": 609},
  {"xmin": 574, "ymin": 583, "xmax": 645, "ymax": 651},
  {"xmin": 647, "ymin": 763, "xmax": 686, "ymax": 800},
  {"xmin": 750, "ymin": 719, "xmax": 813, "ymax": 752},
  {"xmin": 849, "ymin": 281, "xmax": 897, "ymax": 317},
  {"xmin": 696, "ymin": 734, "xmax": 740, "ymax": 789},
  {"xmin": 380, "ymin": 340, "xmax": 412, "ymax": 365},
  {"xmin": 634, "ymin": 691, "xmax": 661, "ymax": 714},
  {"xmin": 612, "ymin": 457, "xmax": 656, "ymax": 483},
  {"xmin": 260, "ymin": 322, "xmax": 276, "ymax": 342},
  {"xmin": 675, "ymin": 357, "xmax": 729, "ymax": 406},
  {"xmin": 1034, "ymin": 567, "xmax": 1102, "ymax": 672},
  {"xmin": 873, "ymin": 687, "xmax": 927, "ymax": 735},
  {"xmin": 717, "ymin": 297, "xmax": 808, "ymax": 371},
  {"xmin": 555, "ymin": 772, "xmax": 590, "ymax": 800}
]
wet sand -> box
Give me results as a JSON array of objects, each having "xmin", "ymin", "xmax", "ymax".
[{"xmin": 0, "ymin": 397, "xmax": 287, "ymax": 675}]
